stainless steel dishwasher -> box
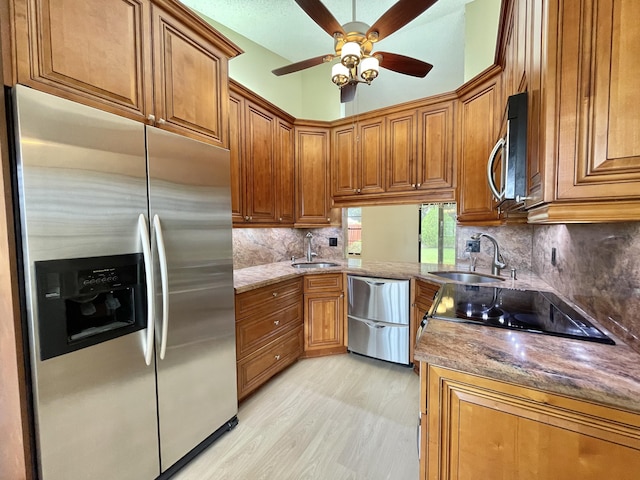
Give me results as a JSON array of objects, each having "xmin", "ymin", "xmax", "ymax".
[{"xmin": 347, "ymin": 275, "xmax": 410, "ymax": 365}]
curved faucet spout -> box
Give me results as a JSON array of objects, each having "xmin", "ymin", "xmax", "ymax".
[{"xmin": 471, "ymin": 233, "xmax": 507, "ymax": 276}]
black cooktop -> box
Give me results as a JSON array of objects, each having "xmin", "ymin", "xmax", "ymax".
[{"xmin": 429, "ymin": 283, "xmax": 614, "ymax": 345}]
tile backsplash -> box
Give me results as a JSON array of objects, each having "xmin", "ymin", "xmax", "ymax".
[
  {"xmin": 532, "ymin": 222, "xmax": 640, "ymax": 352},
  {"xmin": 232, "ymin": 227, "xmax": 344, "ymax": 269}
]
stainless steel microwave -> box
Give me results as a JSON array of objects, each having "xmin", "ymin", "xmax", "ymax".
[{"xmin": 487, "ymin": 92, "xmax": 528, "ymax": 208}]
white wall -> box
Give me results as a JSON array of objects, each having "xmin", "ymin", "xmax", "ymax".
[
  {"xmin": 464, "ymin": 0, "xmax": 502, "ymax": 81},
  {"xmin": 198, "ymin": 14, "xmax": 340, "ymax": 121},
  {"xmin": 360, "ymin": 205, "xmax": 419, "ymax": 262}
]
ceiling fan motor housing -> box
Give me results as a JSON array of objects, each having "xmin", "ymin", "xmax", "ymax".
[{"xmin": 334, "ymin": 21, "xmax": 376, "ymax": 57}]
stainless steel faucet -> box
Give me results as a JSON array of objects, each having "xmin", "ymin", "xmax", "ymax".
[
  {"xmin": 471, "ymin": 233, "xmax": 507, "ymax": 276},
  {"xmin": 305, "ymin": 232, "xmax": 317, "ymax": 262}
]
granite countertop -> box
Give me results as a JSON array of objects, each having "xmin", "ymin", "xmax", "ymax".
[
  {"xmin": 233, "ymin": 258, "xmax": 551, "ymax": 293},
  {"xmin": 233, "ymin": 259, "xmax": 640, "ymax": 413}
]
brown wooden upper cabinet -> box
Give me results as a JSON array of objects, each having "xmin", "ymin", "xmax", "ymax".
[
  {"xmin": 295, "ymin": 122, "xmax": 334, "ymax": 227},
  {"xmin": 330, "ymin": 118, "xmax": 386, "ymax": 201},
  {"xmin": 229, "ymin": 82, "xmax": 295, "ymax": 227},
  {"xmin": 6, "ymin": 0, "xmax": 240, "ymax": 147},
  {"xmin": 455, "ymin": 66, "xmax": 502, "ymax": 225},
  {"xmin": 526, "ymin": 0, "xmax": 640, "ymax": 222}
]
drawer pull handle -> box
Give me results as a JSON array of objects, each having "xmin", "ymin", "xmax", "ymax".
[
  {"xmin": 272, "ymin": 292, "xmax": 278, "ymax": 297},
  {"xmin": 275, "ymin": 354, "xmax": 281, "ymax": 360},
  {"xmin": 274, "ymin": 320, "xmax": 280, "ymax": 326}
]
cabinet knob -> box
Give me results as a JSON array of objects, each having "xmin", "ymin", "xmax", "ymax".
[
  {"xmin": 274, "ymin": 320, "xmax": 280, "ymax": 326},
  {"xmin": 274, "ymin": 354, "xmax": 281, "ymax": 360},
  {"xmin": 416, "ymin": 183, "xmax": 421, "ymax": 188},
  {"xmin": 147, "ymin": 114, "xmax": 156, "ymax": 123},
  {"xmin": 279, "ymin": 217, "xmax": 283, "ymax": 221},
  {"xmin": 158, "ymin": 118, "xmax": 166, "ymax": 125},
  {"xmin": 272, "ymin": 292, "xmax": 278, "ymax": 297},
  {"xmin": 357, "ymin": 189, "xmax": 361, "ymax": 193},
  {"xmin": 353, "ymin": 189, "xmax": 357, "ymax": 193},
  {"xmin": 327, "ymin": 218, "xmax": 330, "ymax": 222},
  {"xmin": 244, "ymin": 216, "xmax": 250, "ymax": 221},
  {"xmin": 411, "ymin": 184, "xmax": 415, "ymax": 188},
  {"xmin": 340, "ymin": 294, "xmax": 344, "ymax": 298}
]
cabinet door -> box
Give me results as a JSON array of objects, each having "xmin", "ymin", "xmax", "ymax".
[
  {"xmin": 229, "ymin": 92, "xmax": 244, "ymax": 223},
  {"xmin": 152, "ymin": 5, "xmax": 228, "ymax": 146},
  {"xmin": 425, "ymin": 365, "xmax": 640, "ymax": 480},
  {"xmin": 358, "ymin": 118, "xmax": 386, "ymax": 195},
  {"xmin": 386, "ymin": 111, "xmax": 417, "ymax": 193},
  {"xmin": 554, "ymin": 0, "xmax": 640, "ymax": 201},
  {"xmin": 245, "ymin": 102, "xmax": 277, "ymax": 223},
  {"xmin": 295, "ymin": 126, "xmax": 331, "ymax": 226},
  {"xmin": 456, "ymin": 69, "xmax": 502, "ymax": 225},
  {"xmin": 417, "ymin": 100, "xmax": 455, "ymax": 192},
  {"xmin": 14, "ymin": 0, "xmax": 152, "ymax": 120},
  {"xmin": 276, "ymin": 119, "xmax": 295, "ymax": 225},
  {"xmin": 303, "ymin": 292, "xmax": 344, "ymax": 354},
  {"xmin": 331, "ymin": 125, "xmax": 358, "ymax": 197}
]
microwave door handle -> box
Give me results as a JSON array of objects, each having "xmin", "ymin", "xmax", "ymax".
[
  {"xmin": 153, "ymin": 215, "xmax": 169, "ymax": 360},
  {"xmin": 487, "ymin": 137, "xmax": 505, "ymax": 201},
  {"xmin": 138, "ymin": 214, "xmax": 155, "ymax": 366}
]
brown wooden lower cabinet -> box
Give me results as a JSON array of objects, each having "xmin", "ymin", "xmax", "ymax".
[
  {"xmin": 420, "ymin": 363, "xmax": 640, "ymax": 480},
  {"xmin": 302, "ymin": 273, "xmax": 347, "ymax": 357},
  {"xmin": 235, "ymin": 278, "xmax": 303, "ymax": 401}
]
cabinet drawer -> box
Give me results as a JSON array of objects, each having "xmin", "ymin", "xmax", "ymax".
[
  {"xmin": 235, "ymin": 277, "xmax": 303, "ymax": 319},
  {"xmin": 415, "ymin": 280, "xmax": 440, "ymax": 311},
  {"xmin": 236, "ymin": 301, "xmax": 303, "ymax": 358},
  {"xmin": 237, "ymin": 325, "xmax": 303, "ymax": 400},
  {"xmin": 304, "ymin": 273, "xmax": 343, "ymax": 293}
]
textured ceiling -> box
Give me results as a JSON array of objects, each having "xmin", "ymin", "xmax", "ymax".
[{"xmin": 180, "ymin": 0, "xmax": 473, "ymax": 63}]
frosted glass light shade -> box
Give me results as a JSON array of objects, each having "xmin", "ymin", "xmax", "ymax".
[
  {"xmin": 360, "ymin": 56, "xmax": 379, "ymax": 82},
  {"xmin": 331, "ymin": 63, "xmax": 350, "ymax": 86},
  {"xmin": 341, "ymin": 42, "xmax": 361, "ymax": 68}
]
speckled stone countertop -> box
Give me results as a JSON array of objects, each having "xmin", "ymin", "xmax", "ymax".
[
  {"xmin": 415, "ymin": 319, "xmax": 640, "ymax": 413},
  {"xmin": 233, "ymin": 258, "xmax": 551, "ymax": 293},
  {"xmin": 234, "ymin": 259, "xmax": 640, "ymax": 413}
]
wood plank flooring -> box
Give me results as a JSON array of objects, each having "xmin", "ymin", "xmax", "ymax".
[{"xmin": 173, "ymin": 353, "xmax": 420, "ymax": 480}]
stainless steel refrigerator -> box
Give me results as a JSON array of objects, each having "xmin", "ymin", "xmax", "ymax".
[{"xmin": 11, "ymin": 85, "xmax": 238, "ymax": 479}]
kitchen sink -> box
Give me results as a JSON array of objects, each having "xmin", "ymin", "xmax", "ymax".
[
  {"xmin": 429, "ymin": 271, "xmax": 505, "ymax": 283},
  {"xmin": 291, "ymin": 262, "xmax": 339, "ymax": 269}
]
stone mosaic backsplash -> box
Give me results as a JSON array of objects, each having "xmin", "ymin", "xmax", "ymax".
[
  {"xmin": 232, "ymin": 227, "xmax": 344, "ymax": 269},
  {"xmin": 532, "ymin": 222, "xmax": 640, "ymax": 353}
]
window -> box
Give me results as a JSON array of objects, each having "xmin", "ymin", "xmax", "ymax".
[
  {"xmin": 346, "ymin": 207, "xmax": 361, "ymax": 256},
  {"xmin": 419, "ymin": 203, "xmax": 456, "ymax": 264}
]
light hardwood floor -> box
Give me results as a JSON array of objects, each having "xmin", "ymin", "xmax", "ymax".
[{"xmin": 173, "ymin": 353, "xmax": 420, "ymax": 480}]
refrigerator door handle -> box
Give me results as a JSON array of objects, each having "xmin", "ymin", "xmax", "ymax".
[
  {"xmin": 138, "ymin": 214, "xmax": 155, "ymax": 366},
  {"xmin": 154, "ymin": 214, "xmax": 170, "ymax": 360}
]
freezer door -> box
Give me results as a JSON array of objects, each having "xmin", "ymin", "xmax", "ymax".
[
  {"xmin": 348, "ymin": 316, "xmax": 410, "ymax": 365},
  {"xmin": 347, "ymin": 275, "xmax": 410, "ymax": 325},
  {"xmin": 146, "ymin": 127, "xmax": 237, "ymax": 471},
  {"xmin": 12, "ymin": 85, "xmax": 159, "ymax": 480}
]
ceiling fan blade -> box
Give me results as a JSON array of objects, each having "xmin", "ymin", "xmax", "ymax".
[
  {"xmin": 295, "ymin": 0, "xmax": 346, "ymax": 37},
  {"xmin": 376, "ymin": 52, "xmax": 433, "ymax": 77},
  {"xmin": 340, "ymin": 83, "xmax": 357, "ymax": 103},
  {"xmin": 367, "ymin": 0, "xmax": 438, "ymax": 42},
  {"xmin": 272, "ymin": 54, "xmax": 335, "ymax": 76}
]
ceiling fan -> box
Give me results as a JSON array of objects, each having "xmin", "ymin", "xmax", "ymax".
[{"xmin": 272, "ymin": 0, "xmax": 438, "ymax": 103}]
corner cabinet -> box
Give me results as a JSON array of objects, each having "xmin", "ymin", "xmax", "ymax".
[
  {"xmin": 420, "ymin": 364, "xmax": 640, "ymax": 480},
  {"xmin": 301, "ymin": 273, "xmax": 347, "ymax": 357},
  {"xmin": 455, "ymin": 66, "xmax": 502, "ymax": 225},
  {"xmin": 295, "ymin": 122, "xmax": 337, "ymax": 227},
  {"xmin": 6, "ymin": 0, "xmax": 240, "ymax": 147}
]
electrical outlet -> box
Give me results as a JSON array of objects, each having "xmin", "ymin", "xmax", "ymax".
[
  {"xmin": 329, "ymin": 237, "xmax": 338, "ymax": 247},
  {"xmin": 466, "ymin": 240, "xmax": 480, "ymax": 253}
]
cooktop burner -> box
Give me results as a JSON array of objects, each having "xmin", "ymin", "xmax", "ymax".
[{"xmin": 430, "ymin": 283, "xmax": 615, "ymax": 345}]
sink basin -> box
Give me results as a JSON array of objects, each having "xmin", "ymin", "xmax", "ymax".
[
  {"xmin": 291, "ymin": 262, "xmax": 339, "ymax": 269},
  {"xmin": 429, "ymin": 271, "xmax": 505, "ymax": 283}
]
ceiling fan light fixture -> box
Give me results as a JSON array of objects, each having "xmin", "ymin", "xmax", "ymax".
[
  {"xmin": 331, "ymin": 63, "xmax": 350, "ymax": 86},
  {"xmin": 360, "ymin": 56, "xmax": 379, "ymax": 83},
  {"xmin": 340, "ymin": 41, "xmax": 361, "ymax": 69}
]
